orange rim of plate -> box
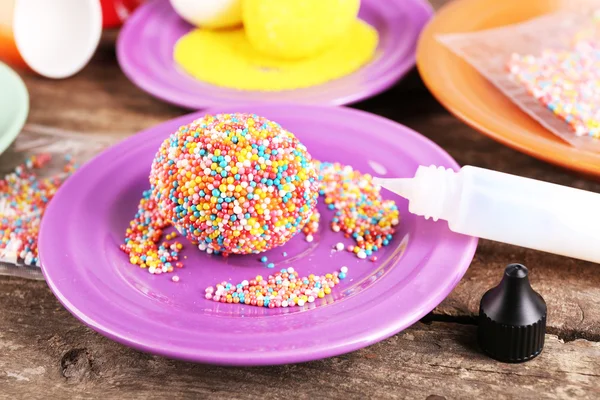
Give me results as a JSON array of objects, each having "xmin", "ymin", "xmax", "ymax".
[{"xmin": 417, "ymin": 0, "xmax": 600, "ymax": 177}]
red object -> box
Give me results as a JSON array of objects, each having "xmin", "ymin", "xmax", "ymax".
[
  {"xmin": 100, "ymin": 0, "xmax": 143, "ymax": 28},
  {"xmin": 0, "ymin": 27, "xmax": 27, "ymax": 70}
]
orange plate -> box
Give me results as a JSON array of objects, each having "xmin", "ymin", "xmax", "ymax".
[{"xmin": 417, "ymin": 0, "xmax": 600, "ymax": 177}]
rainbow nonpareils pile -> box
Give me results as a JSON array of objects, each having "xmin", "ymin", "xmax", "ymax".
[
  {"xmin": 316, "ymin": 162, "xmax": 399, "ymax": 260},
  {"xmin": 205, "ymin": 266, "xmax": 348, "ymax": 308},
  {"xmin": 0, "ymin": 154, "xmax": 76, "ymax": 266},
  {"xmin": 508, "ymin": 24, "xmax": 600, "ymax": 138},
  {"xmin": 120, "ymin": 189, "xmax": 184, "ymax": 274}
]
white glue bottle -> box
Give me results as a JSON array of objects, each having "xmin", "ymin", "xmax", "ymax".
[{"xmin": 374, "ymin": 165, "xmax": 600, "ymax": 264}]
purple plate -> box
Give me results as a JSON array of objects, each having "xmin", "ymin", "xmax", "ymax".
[
  {"xmin": 116, "ymin": 0, "xmax": 433, "ymax": 109},
  {"xmin": 39, "ymin": 105, "xmax": 477, "ymax": 366}
]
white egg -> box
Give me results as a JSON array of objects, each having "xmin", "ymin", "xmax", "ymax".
[
  {"xmin": 170, "ymin": 0, "xmax": 242, "ymax": 29},
  {"xmin": 13, "ymin": 0, "xmax": 102, "ymax": 79}
]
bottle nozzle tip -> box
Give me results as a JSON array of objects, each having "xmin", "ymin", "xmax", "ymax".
[{"xmin": 372, "ymin": 177, "xmax": 411, "ymax": 199}]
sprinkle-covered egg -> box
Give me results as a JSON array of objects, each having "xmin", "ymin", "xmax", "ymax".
[{"xmin": 149, "ymin": 113, "xmax": 319, "ymax": 255}]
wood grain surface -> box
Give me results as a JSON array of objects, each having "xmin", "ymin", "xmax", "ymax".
[
  {"xmin": 1, "ymin": 276, "xmax": 599, "ymax": 399},
  {"xmin": 2, "ymin": 0, "xmax": 600, "ymax": 398}
]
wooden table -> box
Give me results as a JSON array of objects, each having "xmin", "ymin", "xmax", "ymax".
[{"xmin": 2, "ymin": 2, "xmax": 600, "ymax": 398}]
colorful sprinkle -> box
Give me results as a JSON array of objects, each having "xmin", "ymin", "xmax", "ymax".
[
  {"xmin": 508, "ymin": 22, "xmax": 600, "ymax": 138},
  {"xmin": 301, "ymin": 210, "xmax": 320, "ymax": 237},
  {"xmin": 316, "ymin": 162, "xmax": 399, "ymax": 259},
  {"xmin": 120, "ymin": 190, "xmax": 184, "ymax": 274},
  {"xmin": 0, "ymin": 153, "xmax": 76, "ymax": 267},
  {"xmin": 206, "ymin": 266, "xmax": 346, "ymax": 308}
]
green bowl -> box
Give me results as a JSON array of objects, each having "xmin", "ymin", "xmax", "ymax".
[{"xmin": 0, "ymin": 62, "xmax": 29, "ymax": 155}]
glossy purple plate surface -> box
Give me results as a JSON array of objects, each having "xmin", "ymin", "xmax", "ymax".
[
  {"xmin": 40, "ymin": 104, "xmax": 477, "ymax": 366},
  {"xmin": 116, "ymin": 0, "xmax": 433, "ymax": 109}
]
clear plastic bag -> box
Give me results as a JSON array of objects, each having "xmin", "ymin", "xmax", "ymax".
[
  {"xmin": 0, "ymin": 124, "xmax": 118, "ymax": 280},
  {"xmin": 438, "ymin": 5, "xmax": 600, "ymax": 152}
]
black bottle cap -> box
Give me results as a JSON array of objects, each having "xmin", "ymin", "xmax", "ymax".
[{"xmin": 478, "ymin": 264, "xmax": 547, "ymax": 363}]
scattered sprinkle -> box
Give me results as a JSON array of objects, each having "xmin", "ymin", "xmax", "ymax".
[
  {"xmin": 302, "ymin": 210, "xmax": 320, "ymax": 237},
  {"xmin": 206, "ymin": 266, "xmax": 345, "ymax": 308},
  {"xmin": 316, "ymin": 162, "xmax": 399, "ymax": 259},
  {"xmin": 121, "ymin": 190, "xmax": 183, "ymax": 274},
  {"xmin": 508, "ymin": 22, "xmax": 600, "ymax": 138},
  {"xmin": 0, "ymin": 153, "xmax": 76, "ymax": 267}
]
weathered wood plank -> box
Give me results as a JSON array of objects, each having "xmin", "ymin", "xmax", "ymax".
[{"xmin": 1, "ymin": 278, "xmax": 599, "ymax": 399}]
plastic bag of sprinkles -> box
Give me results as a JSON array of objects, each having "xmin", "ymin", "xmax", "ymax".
[
  {"xmin": 438, "ymin": 5, "xmax": 600, "ymax": 152},
  {"xmin": 0, "ymin": 124, "xmax": 117, "ymax": 280}
]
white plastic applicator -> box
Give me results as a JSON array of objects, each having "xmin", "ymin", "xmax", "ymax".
[{"xmin": 374, "ymin": 165, "xmax": 600, "ymax": 264}]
